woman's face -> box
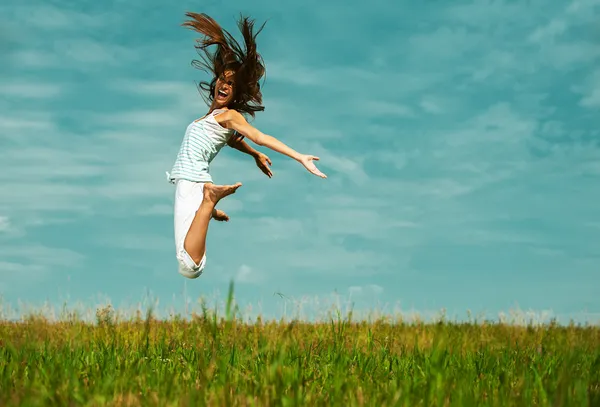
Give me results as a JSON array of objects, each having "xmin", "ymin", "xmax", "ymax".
[{"xmin": 214, "ymin": 70, "xmax": 235, "ymax": 107}]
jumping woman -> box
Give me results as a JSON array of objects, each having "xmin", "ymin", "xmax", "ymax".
[{"xmin": 167, "ymin": 12, "xmax": 327, "ymax": 279}]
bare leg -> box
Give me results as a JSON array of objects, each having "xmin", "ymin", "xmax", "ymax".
[{"xmin": 183, "ymin": 182, "xmax": 242, "ymax": 264}]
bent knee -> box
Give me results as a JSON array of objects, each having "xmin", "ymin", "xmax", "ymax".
[
  {"xmin": 183, "ymin": 242, "xmax": 205, "ymax": 266},
  {"xmin": 177, "ymin": 246, "xmax": 206, "ymax": 277},
  {"xmin": 191, "ymin": 253, "xmax": 204, "ymax": 266}
]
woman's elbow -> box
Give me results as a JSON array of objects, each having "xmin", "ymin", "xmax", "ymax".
[{"xmin": 253, "ymin": 132, "xmax": 266, "ymax": 146}]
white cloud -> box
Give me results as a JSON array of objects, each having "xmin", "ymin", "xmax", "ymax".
[
  {"xmin": 0, "ymin": 244, "xmax": 84, "ymax": 272},
  {"xmin": 0, "ymin": 146, "xmax": 105, "ymax": 180},
  {"xmin": 408, "ymin": 25, "xmax": 482, "ymax": 62},
  {"xmin": 235, "ymin": 264, "xmax": 263, "ymax": 284},
  {"xmin": 0, "ymin": 181, "xmax": 93, "ymax": 212},
  {"xmin": 348, "ymin": 284, "xmax": 384, "ymax": 296},
  {"xmin": 576, "ymin": 69, "xmax": 600, "ymax": 108},
  {"xmin": 566, "ymin": 0, "xmax": 600, "ymax": 16},
  {"xmin": 0, "ymin": 5, "xmax": 117, "ymax": 31},
  {"xmin": 266, "ymin": 62, "xmax": 322, "ymax": 87},
  {"xmin": 372, "ymin": 150, "xmax": 409, "ymax": 171},
  {"xmin": 445, "ymin": 0, "xmax": 543, "ymax": 28},
  {"xmin": 470, "ymin": 50, "xmax": 523, "ymax": 82},
  {"xmin": 580, "ymin": 91, "xmax": 600, "ymax": 108},
  {"xmin": 304, "ymin": 143, "xmax": 369, "ymax": 185},
  {"xmin": 419, "ymin": 98, "xmax": 444, "ymax": 114},
  {"xmin": 109, "ymin": 80, "xmax": 192, "ymax": 97},
  {"xmin": 103, "ymin": 109, "xmax": 186, "ymax": 128},
  {"xmin": 0, "ymin": 82, "xmax": 64, "ymax": 99},
  {"xmin": 315, "ymin": 207, "xmax": 419, "ymax": 240},
  {"xmin": 2, "ymin": 3, "xmax": 133, "ymax": 72},
  {"xmin": 94, "ymin": 234, "xmax": 173, "ymax": 252},
  {"xmin": 404, "ymin": 0, "xmax": 600, "ymax": 86},
  {"xmin": 360, "ymin": 101, "xmax": 415, "ymax": 118},
  {"xmin": 266, "ymin": 60, "xmax": 442, "ymax": 99},
  {"xmin": 9, "ymin": 50, "xmax": 62, "ymax": 69},
  {"xmin": 541, "ymin": 42, "xmax": 600, "ymax": 71},
  {"xmin": 528, "ymin": 20, "xmax": 567, "ymax": 43},
  {"xmin": 0, "ymin": 115, "xmax": 57, "ymax": 136},
  {"xmin": 0, "ymin": 243, "xmax": 85, "ymax": 295},
  {"xmin": 286, "ymin": 245, "xmax": 394, "ymax": 274},
  {"xmin": 140, "ymin": 204, "xmax": 172, "ymax": 216},
  {"xmin": 245, "ymin": 217, "xmax": 304, "ymax": 241},
  {"xmin": 0, "ymin": 261, "xmax": 45, "ymax": 275},
  {"xmin": 0, "ymin": 216, "xmax": 10, "ymax": 232},
  {"xmin": 438, "ymin": 102, "xmax": 537, "ymax": 160},
  {"xmin": 60, "ymin": 38, "xmax": 130, "ymax": 66}
]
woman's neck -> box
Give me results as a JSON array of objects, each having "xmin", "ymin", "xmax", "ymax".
[{"xmin": 208, "ymin": 102, "xmax": 229, "ymax": 113}]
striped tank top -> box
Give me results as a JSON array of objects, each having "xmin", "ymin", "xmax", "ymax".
[{"xmin": 167, "ymin": 109, "xmax": 235, "ymax": 184}]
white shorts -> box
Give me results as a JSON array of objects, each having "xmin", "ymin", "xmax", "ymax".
[{"xmin": 173, "ymin": 179, "xmax": 208, "ymax": 279}]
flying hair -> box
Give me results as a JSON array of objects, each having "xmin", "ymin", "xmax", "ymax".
[{"xmin": 182, "ymin": 12, "xmax": 267, "ymax": 118}]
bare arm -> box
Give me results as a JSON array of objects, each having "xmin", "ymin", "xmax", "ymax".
[
  {"xmin": 217, "ymin": 110, "xmax": 303, "ymax": 162},
  {"xmin": 215, "ymin": 109, "xmax": 326, "ymax": 178},
  {"xmin": 216, "ymin": 110, "xmax": 326, "ymax": 178},
  {"xmin": 227, "ymin": 133, "xmax": 259, "ymax": 158},
  {"xmin": 227, "ymin": 132, "xmax": 273, "ymax": 178}
]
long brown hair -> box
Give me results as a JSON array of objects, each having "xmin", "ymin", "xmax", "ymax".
[{"xmin": 182, "ymin": 12, "xmax": 267, "ymax": 118}]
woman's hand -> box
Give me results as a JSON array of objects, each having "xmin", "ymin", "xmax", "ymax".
[
  {"xmin": 254, "ymin": 152, "xmax": 273, "ymax": 178},
  {"xmin": 299, "ymin": 155, "xmax": 327, "ymax": 178}
]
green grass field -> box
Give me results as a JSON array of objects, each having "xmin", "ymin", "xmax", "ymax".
[{"xmin": 1, "ymin": 287, "xmax": 599, "ymax": 406}]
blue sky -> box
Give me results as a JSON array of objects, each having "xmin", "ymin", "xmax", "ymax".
[{"xmin": 1, "ymin": 0, "xmax": 599, "ymax": 324}]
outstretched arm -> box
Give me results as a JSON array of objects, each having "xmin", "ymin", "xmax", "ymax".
[{"xmin": 216, "ymin": 110, "xmax": 326, "ymax": 178}]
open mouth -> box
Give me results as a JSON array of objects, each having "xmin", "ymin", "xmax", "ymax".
[{"xmin": 217, "ymin": 90, "xmax": 229, "ymax": 98}]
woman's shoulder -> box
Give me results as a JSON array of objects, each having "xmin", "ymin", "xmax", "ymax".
[
  {"xmin": 194, "ymin": 107, "xmax": 232, "ymax": 122},
  {"xmin": 214, "ymin": 108, "xmax": 246, "ymax": 121}
]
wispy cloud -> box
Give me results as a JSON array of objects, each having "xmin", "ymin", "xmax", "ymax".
[
  {"xmin": 109, "ymin": 80, "xmax": 192, "ymax": 97},
  {"xmin": 306, "ymin": 143, "xmax": 369, "ymax": 185},
  {"xmin": 0, "ymin": 216, "xmax": 10, "ymax": 233},
  {"xmin": 419, "ymin": 97, "xmax": 444, "ymax": 114},
  {"xmin": 59, "ymin": 39, "xmax": 130, "ymax": 66},
  {"xmin": 0, "ymin": 5, "xmax": 117, "ymax": 31},
  {"xmin": 140, "ymin": 204, "xmax": 172, "ymax": 217},
  {"xmin": 235, "ymin": 264, "xmax": 264, "ymax": 284},
  {"xmin": 0, "ymin": 244, "xmax": 84, "ymax": 276},
  {"xmin": 348, "ymin": 284, "xmax": 384, "ymax": 297},
  {"xmin": 94, "ymin": 234, "xmax": 173, "ymax": 252},
  {"xmin": 0, "ymin": 114, "xmax": 57, "ymax": 136},
  {"xmin": 0, "ymin": 82, "xmax": 64, "ymax": 99},
  {"xmin": 575, "ymin": 69, "xmax": 600, "ymax": 108}
]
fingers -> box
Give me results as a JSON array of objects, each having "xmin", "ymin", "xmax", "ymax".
[
  {"xmin": 313, "ymin": 165, "xmax": 326, "ymax": 178},
  {"xmin": 257, "ymin": 155, "xmax": 273, "ymax": 177},
  {"xmin": 260, "ymin": 163, "xmax": 273, "ymax": 178},
  {"xmin": 300, "ymin": 154, "xmax": 326, "ymax": 178},
  {"xmin": 309, "ymin": 166, "xmax": 327, "ymax": 178}
]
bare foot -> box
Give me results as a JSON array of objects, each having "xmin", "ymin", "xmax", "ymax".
[
  {"xmin": 203, "ymin": 182, "xmax": 242, "ymax": 205},
  {"xmin": 212, "ymin": 208, "xmax": 229, "ymax": 222}
]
